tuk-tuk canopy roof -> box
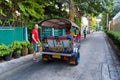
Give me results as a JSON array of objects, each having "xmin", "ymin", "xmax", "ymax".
[{"xmin": 38, "ymin": 18, "xmax": 80, "ymax": 30}]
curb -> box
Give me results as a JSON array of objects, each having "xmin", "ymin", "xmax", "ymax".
[
  {"xmin": 0, "ymin": 52, "xmax": 41, "ymax": 75},
  {"xmin": 106, "ymin": 34, "xmax": 120, "ymax": 57}
]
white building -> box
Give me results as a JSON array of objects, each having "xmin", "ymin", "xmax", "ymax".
[{"xmin": 81, "ymin": 17, "xmax": 89, "ymax": 34}]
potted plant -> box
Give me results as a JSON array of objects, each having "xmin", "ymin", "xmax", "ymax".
[
  {"xmin": 0, "ymin": 44, "xmax": 5, "ymax": 62},
  {"xmin": 21, "ymin": 41, "xmax": 29, "ymax": 56},
  {"xmin": 28, "ymin": 43, "xmax": 34, "ymax": 54},
  {"xmin": 0, "ymin": 44, "xmax": 12, "ymax": 61},
  {"xmin": 0, "ymin": 57, "xmax": 3, "ymax": 62},
  {"xmin": 8, "ymin": 44, "xmax": 14, "ymax": 58},
  {"xmin": 37, "ymin": 42, "xmax": 42, "ymax": 52},
  {"xmin": 12, "ymin": 41, "xmax": 22, "ymax": 58},
  {"xmin": 4, "ymin": 49, "xmax": 12, "ymax": 61},
  {"xmin": 14, "ymin": 50, "xmax": 21, "ymax": 58}
]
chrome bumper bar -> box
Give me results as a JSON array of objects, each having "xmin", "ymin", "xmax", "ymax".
[{"xmin": 41, "ymin": 52, "xmax": 73, "ymax": 56}]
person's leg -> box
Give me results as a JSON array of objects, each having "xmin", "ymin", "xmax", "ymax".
[
  {"xmin": 33, "ymin": 43, "xmax": 38, "ymax": 62},
  {"xmin": 85, "ymin": 34, "xmax": 86, "ymax": 38}
]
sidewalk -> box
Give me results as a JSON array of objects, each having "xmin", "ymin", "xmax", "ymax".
[{"xmin": 0, "ymin": 52, "xmax": 41, "ymax": 75}]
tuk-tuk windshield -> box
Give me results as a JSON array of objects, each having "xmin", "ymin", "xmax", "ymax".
[{"xmin": 41, "ymin": 27, "xmax": 65, "ymax": 38}]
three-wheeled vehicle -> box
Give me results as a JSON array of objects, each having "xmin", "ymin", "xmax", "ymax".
[{"xmin": 38, "ymin": 18, "xmax": 80, "ymax": 65}]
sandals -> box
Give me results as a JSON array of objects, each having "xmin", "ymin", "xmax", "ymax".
[{"xmin": 33, "ymin": 58, "xmax": 39, "ymax": 62}]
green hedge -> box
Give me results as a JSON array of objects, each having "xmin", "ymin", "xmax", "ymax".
[{"xmin": 107, "ymin": 31, "xmax": 120, "ymax": 46}]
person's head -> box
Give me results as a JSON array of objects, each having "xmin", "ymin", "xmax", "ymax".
[{"xmin": 34, "ymin": 24, "xmax": 39, "ymax": 30}]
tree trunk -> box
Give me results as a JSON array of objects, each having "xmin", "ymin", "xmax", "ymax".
[{"xmin": 68, "ymin": 0, "xmax": 77, "ymax": 21}]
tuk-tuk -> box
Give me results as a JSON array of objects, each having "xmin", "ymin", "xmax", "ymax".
[{"xmin": 38, "ymin": 18, "xmax": 80, "ymax": 65}]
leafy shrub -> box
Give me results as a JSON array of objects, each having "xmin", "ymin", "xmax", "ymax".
[
  {"xmin": 28, "ymin": 43, "xmax": 33, "ymax": 50},
  {"xmin": 0, "ymin": 44, "xmax": 10, "ymax": 57},
  {"xmin": 11, "ymin": 41, "xmax": 22, "ymax": 51},
  {"xmin": 107, "ymin": 31, "xmax": 120, "ymax": 46},
  {"xmin": 37, "ymin": 42, "xmax": 42, "ymax": 47},
  {"xmin": 21, "ymin": 41, "xmax": 30, "ymax": 49}
]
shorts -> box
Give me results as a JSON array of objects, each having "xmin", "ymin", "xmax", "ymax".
[{"xmin": 33, "ymin": 43, "xmax": 37, "ymax": 52}]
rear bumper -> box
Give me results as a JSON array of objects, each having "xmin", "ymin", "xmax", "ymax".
[{"xmin": 41, "ymin": 52, "xmax": 73, "ymax": 56}]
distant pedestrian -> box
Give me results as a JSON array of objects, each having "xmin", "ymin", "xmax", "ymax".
[
  {"xmin": 83, "ymin": 29, "xmax": 86, "ymax": 39},
  {"xmin": 31, "ymin": 24, "xmax": 40, "ymax": 62}
]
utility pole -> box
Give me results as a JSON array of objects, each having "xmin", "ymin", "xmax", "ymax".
[{"xmin": 106, "ymin": 14, "xmax": 109, "ymax": 30}]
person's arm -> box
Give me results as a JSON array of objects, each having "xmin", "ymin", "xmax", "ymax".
[
  {"xmin": 32, "ymin": 34, "xmax": 38, "ymax": 44},
  {"xmin": 38, "ymin": 39, "xmax": 40, "ymax": 43}
]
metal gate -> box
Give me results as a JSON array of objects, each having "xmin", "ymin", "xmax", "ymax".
[{"xmin": 0, "ymin": 27, "xmax": 28, "ymax": 45}]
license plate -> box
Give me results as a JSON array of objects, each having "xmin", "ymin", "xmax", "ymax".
[
  {"xmin": 70, "ymin": 61, "xmax": 75, "ymax": 64},
  {"xmin": 48, "ymin": 47, "xmax": 64, "ymax": 52},
  {"xmin": 52, "ymin": 55, "xmax": 61, "ymax": 59}
]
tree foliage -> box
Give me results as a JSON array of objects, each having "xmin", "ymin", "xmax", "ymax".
[
  {"xmin": 109, "ymin": 0, "xmax": 120, "ymax": 20},
  {"xmin": 73, "ymin": 0, "xmax": 112, "ymax": 16},
  {"xmin": 89, "ymin": 14, "xmax": 96, "ymax": 29},
  {"xmin": 0, "ymin": 0, "xmax": 114, "ymax": 27},
  {"xmin": 18, "ymin": 0, "xmax": 45, "ymax": 19},
  {"xmin": 0, "ymin": 0, "xmax": 45, "ymax": 26},
  {"xmin": 101, "ymin": 12, "xmax": 108, "ymax": 31}
]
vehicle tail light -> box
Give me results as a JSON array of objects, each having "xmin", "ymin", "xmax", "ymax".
[
  {"xmin": 43, "ymin": 55, "xmax": 48, "ymax": 58},
  {"xmin": 64, "ymin": 56, "xmax": 68, "ymax": 60}
]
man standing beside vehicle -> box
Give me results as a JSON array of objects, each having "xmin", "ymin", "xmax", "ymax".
[{"xmin": 31, "ymin": 24, "xmax": 40, "ymax": 62}]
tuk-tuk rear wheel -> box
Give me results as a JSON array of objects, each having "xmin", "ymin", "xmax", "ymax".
[
  {"xmin": 69, "ymin": 57, "xmax": 78, "ymax": 65},
  {"xmin": 42, "ymin": 54, "xmax": 50, "ymax": 63},
  {"xmin": 69, "ymin": 53, "xmax": 80, "ymax": 65}
]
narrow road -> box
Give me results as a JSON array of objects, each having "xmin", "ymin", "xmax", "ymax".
[{"xmin": 0, "ymin": 31, "xmax": 120, "ymax": 80}]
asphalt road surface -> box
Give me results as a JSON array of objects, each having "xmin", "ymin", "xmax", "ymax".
[{"xmin": 0, "ymin": 31, "xmax": 120, "ymax": 80}]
